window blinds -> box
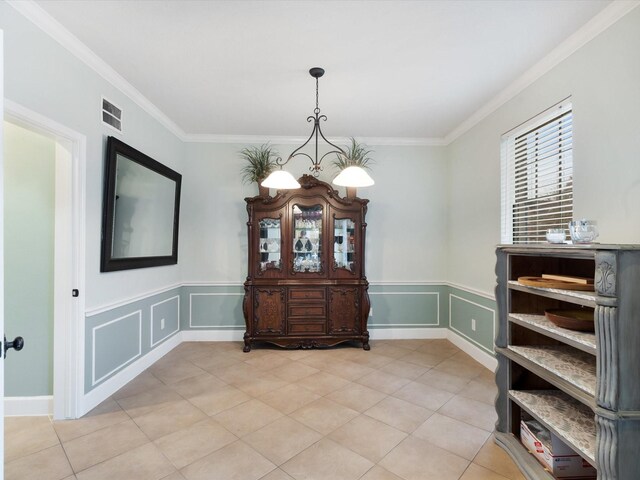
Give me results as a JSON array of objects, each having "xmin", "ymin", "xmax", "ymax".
[{"xmin": 501, "ymin": 100, "xmax": 573, "ymax": 244}]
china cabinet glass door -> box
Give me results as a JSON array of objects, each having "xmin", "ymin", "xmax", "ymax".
[
  {"xmin": 333, "ymin": 217, "xmax": 356, "ymax": 272},
  {"xmin": 258, "ymin": 217, "xmax": 281, "ymax": 272},
  {"xmin": 292, "ymin": 204, "xmax": 322, "ymax": 273}
]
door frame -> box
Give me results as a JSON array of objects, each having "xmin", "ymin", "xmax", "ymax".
[{"xmin": 4, "ymin": 100, "xmax": 86, "ymax": 419}]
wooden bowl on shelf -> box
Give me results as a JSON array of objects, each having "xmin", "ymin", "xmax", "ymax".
[{"xmin": 545, "ymin": 309, "xmax": 595, "ymax": 332}]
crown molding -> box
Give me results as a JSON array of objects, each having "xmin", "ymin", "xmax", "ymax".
[
  {"xmin": 183, "ymin": 133, "xmax": 447, "ymax": 147},
  {"xmin": 7, "ymin": 0, "xmax": 187, "ymax": 141},
  {"xmin": 443, "ymin": 0, "xmax": 640, "ymax": 145}
]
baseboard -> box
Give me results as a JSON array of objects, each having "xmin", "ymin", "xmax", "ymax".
[
  {"xmin": 446, "ymin": 330, "xmax": 497, "ymax": 371},
  {"xmin": 5, "ymin": 395, "xmax": 53, "ymax": 416},
  {"xmin": 181, "ymin": 329, "xmax": 245, "ymax": 342},
  {"xmin": 79, "ymin": 333, "xmax": 182, "ymax": 416},
  {"xmin": 370, "ymin": 327, "xmax": 448, "ymax": 340}
]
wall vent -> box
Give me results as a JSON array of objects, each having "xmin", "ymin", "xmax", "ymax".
[{"xmin": 101, "ymin": 97, "xmax": 122, "ymax": 132}]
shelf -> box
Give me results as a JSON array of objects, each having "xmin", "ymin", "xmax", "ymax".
[
  {"xmin": 509, "ymin": 390, "xmax": 596, "ymax": 465},
  {"xmin": 503, "ymin": 345, "xmax": 596, "ymax": 407},
  {"xmin": 509, "ymin": 314, "xmax": 596, "ymax": 355},
  {"xmin": 508, "ymin": 280, "xmax": 597, "ymax": 307}
]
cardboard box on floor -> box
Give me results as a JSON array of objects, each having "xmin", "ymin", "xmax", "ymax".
[{"xmin": 520, "ymin": 420, "xmax": 597, "ymax": 479}]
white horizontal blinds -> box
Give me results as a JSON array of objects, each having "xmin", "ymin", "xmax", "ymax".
[{"xmin": 501, "ymin": 100, "xmax": 573, "ymax": 244}]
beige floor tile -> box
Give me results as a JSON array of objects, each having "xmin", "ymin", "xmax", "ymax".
[
  {"xmin": 379, "ymin": 359, "xmax": 429, "ymax": 380},
  {"xmin": 259, "ymin": 383, "xmax": 321, "ymax": 414},
  {"xmin": 154, "ymin": 418, "xmax": 238, "ymax": 469},
  {"xmin": 458, "ymin": 379, "xmax": 498, "ymax": 405},
  {"xmin": 213, "ymin": 399, "xmax": 283, "ymax": 437},
  {"xmin": 150, "ymin": 359, "xmax": 208, "ymax": 385},
  {"xmin": 231, "ymin": 373, "xmax": 288, "ymax": 397},
  {"xmin": 280, "ymin": 349, "xmax": 314, "ymax": 360},
  {"xmin": 435, "ymin": 358, "xmax": 487, "ymax": 380},
  {"xmin": 392, "ymin": 381, "xmax": 456, "ymax": 410},
  {"xmin": 289, "ymin": 398, "xmax": 359, "ymax": 435},
  {"xmin": 187, "ymin": 384, "xmax": 251, "ymax": 416},
  {"xmin": 180, "ymin": 440, "xmax": 275, "ymax": 480},
  {"xmin": 363, "ymin": 396, "xmax": 434, "ymax": 433},
  {"xmin": 168, "ymin": 373, "xmax": 227, "ymax": 399},
  {"xmin": 243, "ymin": 352, "xmax": 292, "ymax": 371},
  {"xmin": 53, "ymin": 398, "xmax": 129, "ymax": 443},
  {"xmin": 415, "ymin": 368, "xmax": 472, "ymax": 393},
  {"xmin": 62, "ymin": 419, "xmax": 148, "ymax": 472},
  {"xmin": 325, "ymin": 382, "xmax": 387, "ymax": 412},
  {"xmin": 112, "ymin": 370, "xmax": 164, "ymax": 400},
  {"xmin": 5, "ymin": 416, "xmax": 60, "ymax": 463},
  {"xmin": 75, "ymin": 443, "xmax": 175, "ymax": 480},
  {"xmin": 258, "ymin": 469, "xmax": 295, "ymax": 480},
  {"xmin": 133, "ymin": 399, "xmax": 207, "ymax": 440},
  {"xmin": 188, "ymin": 351, "xmax": 243, "ymax": 373},
  {"xmin": 473, "ymin": 436, "xmax": 526, "ymax": 480},
  {"xmin": 296, "ymin": 371, "xmax": 350, "ymax": 395},
  {"xmin": 366, "ymin": 344, "xmax": 413, "ymax": 359},
  {"xmin": 355, "ymin": 370, "xmax": 411, "ymax": 394},
  {"xmin": 299, "ymin": 352, "xmax": 336, "ymax": 370},
  {"xmin": 213, "ymin": 362, "xmax": 259, "ymax": 383},
  {"xmin": 271, "ymin": 361, "xmax": 319, "ymax": 382},
  {"xmin": 460, "ymin": 463, "xmax": 515, "ymax": 480},
  {"xmin": 244, "ymin": 416, "xmax": 322, "ymax": 465},
  {"xmin": 347, "ymin": 352, "xmax": 395, "ymax": 369},
  {"xmin": 379, "ymin": 436, "xmax": 470, "ymax": 480},
  {"xmin": 416, "ymin": 340, "xmax": 460, "ymax": 357},
  {"xmin": 329, "ymin": 415, "xmax": 407, "ymax": 463},
  {"xmin": 381, "ymin": 339, "xmax": 424, "ymax": 350},
  {"xmin": 359, "ymin": 466, "xmax": 405, "ymax": 480},
  {"xmin": 5, "ymin": 444, "xmax": 73, "ymax": 480},
  {"xmin": 281, "ymin": 438, "xmax": 373, "ymax": 480},
  {"xmin": 412, "ymin": 413, "xmax": 491, "ymax": 460},
  {"xmin": 401, "ymin": 350, "xmax": 449, "ymax": 368},
  {"xmin": 115, "ymin": 384, "xmax": 184, "ymax": 418},
  {"xmin": 159, "ymin": 472, "xmax": 187, "ymax": 480},
  {"xmin": 323, "ymin": 359, "xmax": 375, "ymax": 381},
  {"xmin": 438, "ymin": 395, "xmax": 498, "ymax": 432}
]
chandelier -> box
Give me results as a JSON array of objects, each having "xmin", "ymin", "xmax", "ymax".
[{"xmin": 261, "ymin": 67, "xmax": 375, "ymax": 190}]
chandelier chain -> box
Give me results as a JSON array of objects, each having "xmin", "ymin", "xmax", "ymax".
[{"xmin": 314, "ymin": 77, "xmax": 320, "ymax": 115}]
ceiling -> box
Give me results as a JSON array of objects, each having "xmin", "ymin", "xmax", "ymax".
[{"xmin": 33, "ymin": 0, "xmax": 612, "ymax": 141}]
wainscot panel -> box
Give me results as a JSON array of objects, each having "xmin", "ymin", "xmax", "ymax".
[
  {"xmin": 84, "ymin": 287, "xmax": 181, "ymax": 393},
  {"xmin": 448, "ymin": 286, "xmax": 496, "ymax": 354},
  {"xmin": 368, "ymin": 284, "xmax": 448, "ymax": 329},
  {"xmin": 182, "ymin": 285, "xmax": 245, "ymax": 330}
]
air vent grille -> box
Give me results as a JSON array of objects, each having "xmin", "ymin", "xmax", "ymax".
[{"xmin": 102, "ymin": 97, "xmax": 122, "ymax": 132}]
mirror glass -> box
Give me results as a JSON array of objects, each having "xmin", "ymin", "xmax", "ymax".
[
  {"xmin": 101, "ymin": 137, "xmax": 181, "ymax": 272},
  {"xmin": 112, "ymin": 154, "xmax": 176, "ymax": 258}
]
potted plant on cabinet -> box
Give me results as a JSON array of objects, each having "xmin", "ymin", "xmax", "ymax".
[
  {"xmin": 240, "ymin": 144, "xmax": 278, "ymax": 197},
  {"xmin": 332, "ymin": 138, "xmax": 374, "ymax": 198}
]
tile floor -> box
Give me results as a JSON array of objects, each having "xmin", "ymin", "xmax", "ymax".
[{"xmin": 4, "ymin": 339, "xmax": 525, "ymax": 480}]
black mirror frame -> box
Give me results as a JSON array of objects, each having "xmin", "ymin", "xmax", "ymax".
[{"xmin": 100, "ymin": 136, "xmax": 182, "ymax": 272}]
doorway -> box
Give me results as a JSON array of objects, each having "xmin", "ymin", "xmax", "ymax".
[{"xmin": 4, "ymin": 101, "xmax": 86, "ymax": 420}]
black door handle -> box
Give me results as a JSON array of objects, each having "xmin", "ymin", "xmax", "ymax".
[{"xmin": 4, "ymin": 335, "xmax": 24, "ymax": 358}]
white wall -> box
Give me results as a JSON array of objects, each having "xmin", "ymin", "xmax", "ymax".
[
  {"xmin": 447, "ymin": 7, "xmax": 640, "ymax": 294},
  {"xmin": 0, "ymin": 3, "xmax": 185, "ymax": 310},
  {"xmin": 180, "ymin": 142, "xmax": 449, "ymax": 283}
]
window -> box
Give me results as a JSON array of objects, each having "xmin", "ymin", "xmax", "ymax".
[{"xmin": 501, "ymin": 99, "xmax": 573, "ymax": 244}]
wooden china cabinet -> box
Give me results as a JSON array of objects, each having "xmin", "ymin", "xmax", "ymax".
[{"xmin": 242, "ymin": 174, "xmax": 371, "ymax": 352}]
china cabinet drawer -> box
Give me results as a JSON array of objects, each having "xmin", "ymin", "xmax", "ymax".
[
  {"xmin": 288, "ymin": 321, "xmax": 326, "ymax": 335},
  {"xmin": 288, "ymin": 288, "xmax": 326, "ymax": 302},
  {"xmin": 288, "ymin": 304, "xmax": 326, "ymax": 318}
]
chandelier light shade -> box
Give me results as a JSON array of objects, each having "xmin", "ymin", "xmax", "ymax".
[
  {"xmin": 332, "ymin": 166, "xmax": 375, "ymax": 187},
  {"xmin": 261, "ymin": 170, "xmax": 300, "ymax": 189},
  {"xmin": 260, "ymin": 67, "xmax": 374, "ymax": 190}
]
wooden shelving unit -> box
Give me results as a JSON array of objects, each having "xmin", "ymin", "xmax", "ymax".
[{"xmin": 495, "ymin": 245, "xmax": 640, "ymax": 479}]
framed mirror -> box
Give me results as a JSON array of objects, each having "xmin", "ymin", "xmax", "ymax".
[{"xmin": 101, "ymin": 136, "xmax": 182, "ymax": 272}]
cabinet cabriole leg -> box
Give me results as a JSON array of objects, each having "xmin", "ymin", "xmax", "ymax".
[{"xmin": 243, "ymin": 333, "xmax": 251, "ymax": 352}]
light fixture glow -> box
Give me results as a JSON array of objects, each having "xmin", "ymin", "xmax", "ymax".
[
  {"xmin": 261, "ymin": 170, "xmax": 301, "ymax": 189},
  {"xmin": 270, "ymin": 67, "xmax": 374, "ymax": 190},
  {"xmin": 332, "ymin": 166, "xmax": 375, "ymax": 187}
]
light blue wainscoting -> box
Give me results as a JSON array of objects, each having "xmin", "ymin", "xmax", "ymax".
[
  {"xmin": 85, "ymin": 288, "xmax": 181, "ymax": 393},
  {"xmin": 368, "ymin": 284, "xmax": 448, "ymax": 330},
  {"xmin": 182, "ymin": 285, "xmax": 245, "ymax": 330},
  {"xmin": 448, "ymin": 286, "xmax": 496, "ymax": 355}
]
